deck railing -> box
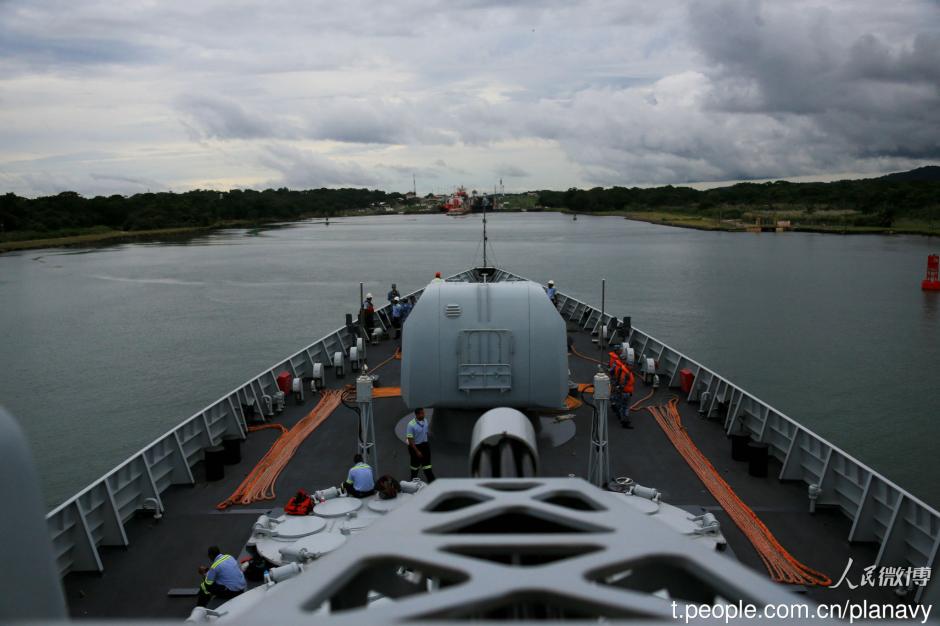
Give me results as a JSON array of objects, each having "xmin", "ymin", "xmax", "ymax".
[
  {"xmin": 549, "ymin": 284, "xmax": 940, "ymax": 606},
  {"xmin": 44, "ymin": 289, "xmax": 420, "ymax": 578},
  {"xmin": 46, "ymin": 267, "xmax": 939, "ymax": 605}
]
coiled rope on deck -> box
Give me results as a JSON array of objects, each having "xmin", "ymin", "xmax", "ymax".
[
  {"xmin": 216, "ymin": 390, "xmax": 343, "ymax": 510},
  {"xmin": 646, "ymin": 396, "xmax": 831, "ymax": 587}
]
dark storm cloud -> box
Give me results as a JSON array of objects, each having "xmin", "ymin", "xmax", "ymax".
[
  {"xmin": 687, "ymin": 0, "xmax": 940, "ymax": 161},
  {"xmin": 846, "ymin": 32, "xmax": 940, "ymax": 84}
]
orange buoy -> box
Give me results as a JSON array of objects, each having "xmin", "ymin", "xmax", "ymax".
[{"xmin": 923, "ymin": 254, "xmax": 940, "ymax": 291}]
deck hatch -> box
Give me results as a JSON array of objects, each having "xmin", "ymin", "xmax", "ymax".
[{"xmin": 457, "ymin": 329, "xmax": 513, "ymax": 392}]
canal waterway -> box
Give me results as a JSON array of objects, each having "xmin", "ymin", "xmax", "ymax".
[{"xmin": 0, "ymin": 212, "xmax": 937, "ymax": 509}]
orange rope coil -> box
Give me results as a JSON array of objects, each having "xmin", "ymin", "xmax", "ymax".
[
  {"xmin": 216, "ymin": 390, "xmax": 342, "ymax": 510},
  {"xmin": 646, "ymin": 397, "xmax": 830, "ymax": 586}
]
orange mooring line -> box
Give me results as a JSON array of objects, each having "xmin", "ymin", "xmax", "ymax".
[
  {"xmin": 216, "ymin": 390, "xmax": 343, "ymax": 509},
  {"xmin": 571, "ymin": 344, "xmax": 604, "ymax": 366},
  {"xmin": 368, "ymin": 346, "xmax": 401, "ymax": 374},
  {"xmin": 647, "ymin": 397, "xmax": 831, "ymax": 586},
  {"xmin": 371, "ymin": 387, "xmax": 402, "ymax": 398}
]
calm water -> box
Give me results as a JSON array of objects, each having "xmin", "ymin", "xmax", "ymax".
[{"xmin": 1, "ymin": 213, "xmax": 938, "ymax": 509}]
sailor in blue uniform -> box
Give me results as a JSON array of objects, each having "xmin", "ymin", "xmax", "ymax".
[
  {"xmin": 401, "ymin": 296, "xmax": 413, "ymax": 320},
  {"xmin": 197, "ymin": 545, "xmax": 246, "ymax": 607},
  {"xmin": 546, "ymin": 280, "xmax": 557, "ymax": 306},
  {"xmin": 344, "ymin": 454, "xmax": 375, "ymax": 497},
  {"xmin": 406, "ymin": 408, "xmax": 435, "ymax": 482},
  {"xmin": 391, "ymin": 297, "xmax": 403, "ymax": 339}
]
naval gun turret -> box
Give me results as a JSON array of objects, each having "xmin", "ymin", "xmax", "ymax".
[
  {"xmin": 400, "ymin": 280, "xmax": 568, "ymax": 478},
  {"xmin": 400, "ymin": 280, "xmax": 568, "ymax": 410}
]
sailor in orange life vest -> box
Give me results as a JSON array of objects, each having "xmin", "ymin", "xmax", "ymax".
[
  {"xmin": 284, "ymin": 488, "xmax": 313, "ymax": 515},
  {"xmin": 609, "ymin": 357, "xmax": 635, "ymax": 429},
  {"xmin": 197, "ymin": 545, "xmax": 246, "ymax": 607}
]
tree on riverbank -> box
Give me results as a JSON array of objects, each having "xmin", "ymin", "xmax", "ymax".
[
  {"xmin": 2, "ymin": 167, "xmax": 938, "ymax": 239},
  {"xmin": 537, "ymin": 169, "xmax": 940, "ymax": 230},
  {"xmin": 0, "ymin": 187, "xmax": 400, "ymax": 236}
]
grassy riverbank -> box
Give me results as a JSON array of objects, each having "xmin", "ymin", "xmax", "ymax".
[
  {"xmin": 0, "ymin": 206, "xmax": 441, "ymax": 254},
  {"xmin": 540, "ymin": 169, "xmax": 940, "ymax": 236},
  {"xmin": 0, "ymin": 220, "xmax": 290, "ymax": 254},
  {"xmin": 0, "ymin": 226, "xmax": 215, "ymax": 253},
  {"xmin": 615, "ymin": 210, "xmax": 940, "ymax": 236}
]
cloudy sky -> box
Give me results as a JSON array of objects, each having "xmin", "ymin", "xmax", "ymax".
[{"xmin": 1, "ymin": 0, "xmax": 938, "ymax": 197}]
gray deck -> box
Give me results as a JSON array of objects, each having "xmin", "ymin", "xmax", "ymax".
[{"xmin": 62, "ymin": 318, "xmax": 901, "ymax": 619}]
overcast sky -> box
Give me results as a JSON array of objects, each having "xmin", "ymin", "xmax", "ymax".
[{"xmin": 1, "ymin": 0, "xmax": 938, "ymax": 197}]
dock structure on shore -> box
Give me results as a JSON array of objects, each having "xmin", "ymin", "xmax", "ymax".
[{"xmin": 746, "ymin": 218, "xmax": 792, "ymax": 233}]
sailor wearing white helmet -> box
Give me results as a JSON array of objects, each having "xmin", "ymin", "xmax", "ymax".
[
  {"xmin": 546, "ymin": 280, "xmax": 557, "ymax": 306},
  {"xmin": 391, "ymin": 296, "xmax": 403, "ymax": 339},
  {"xmin": 361, "ymin": 293, "xmax": 375, "ymax": 335}
]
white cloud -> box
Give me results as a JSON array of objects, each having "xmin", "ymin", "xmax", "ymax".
[
  {"xmin": 258, "ymin": 144, "xmax": 382, "ymax": 189},
  {"xmin": 0, "ymin": 0, "xmax": 937, "ymax": 196}
]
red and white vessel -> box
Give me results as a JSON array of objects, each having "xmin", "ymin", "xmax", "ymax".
[{"xmin": 444, "ymin": 186, "xmax": 471, "ymax": 216}]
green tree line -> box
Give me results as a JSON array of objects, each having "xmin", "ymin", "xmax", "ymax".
[
  {"xmin": 538, "ymin": 177, "xmax": 940, "ymax": 227},
  {"xmin": 0, "ymin": 187, "xmax": 401, "ymax": 236}
]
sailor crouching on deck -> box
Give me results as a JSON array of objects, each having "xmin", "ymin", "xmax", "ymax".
[
  {"xmin": 197, "ymin": 546, "xmax": 246, "ymax": 607},
  {"xmin": 345, "ymin": 454, "xmax": 375, "ymax": 498},
  {"xmin": 406, "ymin": 408, "xmax": 435, "ymax": 483}
]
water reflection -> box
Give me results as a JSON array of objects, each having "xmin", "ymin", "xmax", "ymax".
[{"xmin": 923, "ymin": 292, "xmax": 938, "ymax": 321}]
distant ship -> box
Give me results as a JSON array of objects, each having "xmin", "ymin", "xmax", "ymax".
[{"xmin": 444, "ymin": 186, "xmax": 471, "ymax": 216}]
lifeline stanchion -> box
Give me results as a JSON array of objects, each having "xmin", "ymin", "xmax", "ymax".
[
  {"xmin": 356, "ymin": 370, "xmax": 377, "ymax": 474},
  {"xmin": 587, "ymin": 369, "xmax": 611, "ymax": 488}
]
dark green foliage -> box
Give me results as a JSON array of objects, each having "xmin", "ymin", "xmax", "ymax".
[
  {"xmin": 537, "ymin": 174, "xmax": 940, "ymax": 225},
  {"xmin": 879, "ymin": 166, "xmax": 940, "ymax": 182},
  {"xmin": 0, "ymin": 188, "xmax": 400, "ymax": 235}
]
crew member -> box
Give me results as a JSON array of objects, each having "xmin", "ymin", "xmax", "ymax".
[
  {"xmin": 361, "ymin": 293, "xmax": 375, "ymax": 335},
  {"xmin": 197, "ymin": 546, "xmax": 246, "ymax": 607},
  {"xmin": 387, "ymin": 283, "xmax": 401, "ymax": 303},
  {"xmin": 401, "ymin": 296, "xmax": 414, "ymax": 320},
  {"xmin": 611, "ymin": 361, "xmax": 635, "ymax": 428},
  {"xmin": 546, "ymin": 280, "xmax": 557, "ymax": 306},
  {"xmin": 375, "ymin": 474, "xmax": 400, "ymax": 499},
  {"xmin": 391, "ymin": 297, "xmax": 403, "ymax": 339},
  {"xmin": 284, "ymin": 489, "xmax": 313, "ymax": 515},
  {"xmin": 406, "ymin": 408, "xmax": 435, "ymax": 482},
  {"xmin": 345, "ymin": 454, "xmax": 375, "ymax": 497}
]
